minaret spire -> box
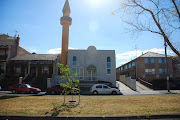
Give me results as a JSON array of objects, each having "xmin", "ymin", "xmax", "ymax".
[
  {"xmin": 60, "ymin": 0, "xmax": 72, "ymax": 67},
  {"xmin": 63, "ymin": 0, "xmax": 71, "ymax": 16}
]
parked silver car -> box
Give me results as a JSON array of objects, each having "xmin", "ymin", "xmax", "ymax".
[{"xmin": 90, "ymin": 84, "xmax": 120, "ymax": 95}]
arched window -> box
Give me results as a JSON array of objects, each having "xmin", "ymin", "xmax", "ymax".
[
  {"xmin": 107, "ymin": 57, "xmax": 111, "ymax": 75},
  {"xmin": 73, "ymin": 56, "xmax": 77, "ymax": 66},
  {"xmin": 107, "ymin": 57, "xmax": 111, "ymax": 62}
]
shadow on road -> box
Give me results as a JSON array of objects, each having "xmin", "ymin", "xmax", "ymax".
[{"xmin": 0, "ymin": 95, "xmax": 19, "ymax": 100}]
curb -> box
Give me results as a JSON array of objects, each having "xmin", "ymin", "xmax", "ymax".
[{"xmin": 0, "ymin": 113, "xmax": 180, "ymax": 120}]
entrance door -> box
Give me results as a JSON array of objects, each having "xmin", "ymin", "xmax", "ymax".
[{"xmin": 87, "ymin": 65, "xmax": 96, "ymax": 81}]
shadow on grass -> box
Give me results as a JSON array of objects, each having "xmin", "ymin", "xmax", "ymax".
[
  {"xmin": 0, "ymin": 95, "xmax": 19, "ymax": 100},
  {"xmin": 45, "ymin": 102, "xmax": 79, "ymax": 117}
]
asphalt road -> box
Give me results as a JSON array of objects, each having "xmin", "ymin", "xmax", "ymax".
[{"xmin": 0, "ymin": 90, "xmax": 180, "ymax": 97}]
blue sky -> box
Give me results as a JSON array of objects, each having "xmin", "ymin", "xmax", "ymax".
[{"xmin": 0, "ymin": 0, "xmax": 179, "ymax": 67}]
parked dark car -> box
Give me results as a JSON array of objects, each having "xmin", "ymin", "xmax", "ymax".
[
  {"xmin": 46, "ymin": 84, "xmax": 80, "ymax": 95},
  {"xmin": 9, "ymin": 84, "xmax": 41, "ymax": 94}
]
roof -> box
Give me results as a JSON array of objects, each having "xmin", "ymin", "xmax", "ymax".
[
  {"xmin": 18, "ymin": 46, "xmax": 31, "ymax": 55},
  {"xmin": 10, "ymin": 54, "xmax": 57, "ymax": 61},
  {"xmin": 116, "ymin": 51, "xmax": 172, "ymax": 69},
  {"xmin": 0, "ymin": 34, "xmax": 16, "ymax": 40},
  {"xmin": 63, "ymin": 0, "xmax": 71, "ymax": 13},
  {"xmin": 140, "ymin": 52, "xmax": 171, "ymax": 58}
]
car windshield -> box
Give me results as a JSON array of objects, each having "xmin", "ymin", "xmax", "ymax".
[{"xmin": 26, "ymin": 84, "xmax": 32, "ymax": 88}]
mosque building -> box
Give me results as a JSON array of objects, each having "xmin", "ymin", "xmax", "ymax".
[{"xmin": 0, "ymin": 0, "xmax": 116, "ymax": 90}]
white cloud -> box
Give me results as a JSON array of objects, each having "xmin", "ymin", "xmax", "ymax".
[
  {"xmin": 48, "ymin": 48, "xmax": 61, "ymax": 54},
  {"xmin": 69, "ymin": 47, "xmax": 77, "ymax": 50},
  {"xmin": 116, "ymin": 50, "xmax": 143, "ymax": 60},
  {"xmin": 116, "ymin": 48, "xmax": 175, "ymax": 67},
  {"xmin": 116, "ymin": 48, "xmax": 174, "ymax": 60},
  {"xmin": 119, "ymin": 61, "xmax": 129, "ymax": 66},
  {"xmin": 31, "ymin": 49, "xmax": 37, "ymax": 52},
  {"xmin": 48, "ymin": 47, "xmax": 77, "ymax": 54}
]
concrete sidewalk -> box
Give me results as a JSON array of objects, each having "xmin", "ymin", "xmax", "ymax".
[
  {"xmin": 116, "ymin": 81, "xmax": 180, "ymax": 95},
  {"xmin": 117, "ymin": 81, "xmax": 139, "ymax": 95}
]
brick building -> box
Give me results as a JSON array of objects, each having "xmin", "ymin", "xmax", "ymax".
[
  {"xmin": 116, "ymin": 52, "xmax": 174, "ymax": 84},
  {"xmin": 172, "ymin": 56, "xmax": 180, "ymax": 78},
  {"xmin": 0, "ymin": 34, "xmax": 57, "ymax": 90},
  {"xmin": 0, "ymin": 34, "xmax": 31, "ymax": 80}
]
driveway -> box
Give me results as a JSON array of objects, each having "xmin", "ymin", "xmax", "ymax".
[{"xmin": 116, "ymin": 81, "xmax": 180, "ymax": 95}]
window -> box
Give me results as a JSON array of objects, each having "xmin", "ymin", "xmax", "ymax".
[
  {"xmin": 0, "ymin": 65, "xmax": 4, "ymax": 75},
  {"xmin": 145, "ymin": 58, "xmax": 155, "ymax": 63},
  {"xmin": 26, "ymin": 84, "xmax": 32, "ymax": 88},
  {"xmin": 16, "ymin": 67, "xmax": 20, "ymax": 74},
  {"xmin": 72, "ymin": 56, "xmax": 77, "ymax": 74},
  {"xmin": 132, "ymin": 62, "xmax": 135, "ymax": 66},
  {"xmin": 158, "ymin": 58, "xmax": 166, "ymax": 63},
  {"xmin": 79, "ymin": 67, "xmax": 84, "ymax": 80},
  {"xmin": 107, "ymin": 57, "xmax": 111, "ymax": 62},
  {"xmin": 96, "ymin": 85, "xmax": 102, "ymax": 88},
  {"xmin": 128, "ymin": 63, "xmax": 131, "ymax": 68},
  {"xmin": 0, "ymin": 65, "xmax": 4, "ymax": 69},
  {"xmin": 107, "ymin": 57, "xmax": 111, "ymax": 75},
  {"xmin": 143, "ymin": 74, "xmax": 145, "ymax": 78},
  {"xmin": 125, "ymin": 65, "xmax": 127, "ymax": 70},
  {"xmin": 159, "ymin": 68, "xmax": 167, "ymax": 74},
  {"xmin": 44, "ymin": 66, "xmax": 48, "ymax": 74},
  {"xmin": 22, "ymin": 85, "xmax": 27, "ymax": 88},
  {"xmin": 121, "ymin": 67, "xmax": 123, "ymax": 71},
  {"xmin": 145, "ymin": 58, "xmax": 149, "ymax": 63},
  {"xmin": 72, "ymin": 56, "xmax": 77, "ymax": 66},
  {"xmin": 103, "ymin": 85, "xmax": 109, "ymax": 89},
  {"xmin": 72, "ymin": 67, "xmax": 76, "ymax": 74},
  {"xmin": 150, "ymin": 58, "xmax": 155, "ymax": 63},
  {"xmin": 145, "ymin": 69, "xmax": 155, "ymax": 75}
]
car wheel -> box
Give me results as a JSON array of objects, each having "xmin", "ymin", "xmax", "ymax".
[
  {"xmin": 112, "ymin": 91, "xmax": 117, "ymax": 95},
  {"xmin": 30, "ymin": 90, "xmax": 35, "ymax": 94},
  {"xmin": 93, "ymin": 91, "xmax": 98, "ymax": 95},
  {"xmin": 12, "ymin": 89, "xmax": 16, "ymax": 94},
  {"xmin": 51, "ymin": 90, "xmax": 56, "ymax": 95}
]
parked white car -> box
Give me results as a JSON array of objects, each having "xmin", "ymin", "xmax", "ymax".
[{"xmin": 90, "ymin": 84, "xmax": 121, "ymax": 95}]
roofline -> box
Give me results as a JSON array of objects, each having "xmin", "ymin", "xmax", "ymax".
[{"xmin": 116, "ymin": 51, "xmax": 173, "ymax": 69}]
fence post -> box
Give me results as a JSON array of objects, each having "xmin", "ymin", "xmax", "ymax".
[
  {"xmin": 19, "ymin": 77, "xmax": 23, "ymax": 84},
  {"xmin": 47, "ymin": 78, "xmax": 50, "ymax": 88}
]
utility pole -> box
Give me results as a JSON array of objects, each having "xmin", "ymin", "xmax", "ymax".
[{"xmin": 164, "ymin": 40, "xmax": 170, "ymax": 93}]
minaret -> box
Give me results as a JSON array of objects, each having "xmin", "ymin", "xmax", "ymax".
[{"xmin": 60, "ymin": 0, "xmax": 72, "ymax": 67}]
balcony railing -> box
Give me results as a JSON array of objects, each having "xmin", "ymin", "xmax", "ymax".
[
  {"xmin": 0, "ymin": 54, "xmax": 8, "ymax": 60},
  {"xmin": 75, "ymin": 76, "xmax": 110, "ymax": 83},
  {"xmin": 61, "ymin": 16, "xmax": 72, "ymax": 23}
]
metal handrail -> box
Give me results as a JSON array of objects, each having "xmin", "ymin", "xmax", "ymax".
[
  {"xmin": 23, "ymin": 74, "xmax": 29, "ymax": 81},
  {"xmin": 138, "ymin": 77, "xmax": 152, "ymax": 86}
]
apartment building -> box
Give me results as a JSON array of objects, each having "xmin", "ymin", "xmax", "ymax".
[{"xmin": 116, "ymin": 52, "xmax": 173, "ymax": 83}]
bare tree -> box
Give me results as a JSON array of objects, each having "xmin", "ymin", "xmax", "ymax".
[{"xmin": 113, "ymin": 0, "xmax": 180, "ymax": 56}]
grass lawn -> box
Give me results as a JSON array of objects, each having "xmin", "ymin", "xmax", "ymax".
[{"xmin": 0, "ymin": 95, "xmax": 180, "ymax": 116}]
